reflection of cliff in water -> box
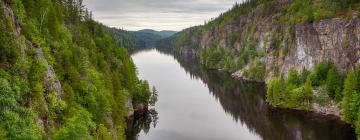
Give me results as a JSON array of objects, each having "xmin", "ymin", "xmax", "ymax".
[{"xmin": 174, "ymin": 53, "xmax": 356, "ymax": 140}]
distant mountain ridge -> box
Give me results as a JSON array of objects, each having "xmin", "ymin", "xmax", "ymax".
[
  {"xmin": 104, "ymin": 28, "xmax": 176, "ymax": 51},
  {"xmin": 137, "ymin": 29, "xmax": 177, "ymax": 38}
]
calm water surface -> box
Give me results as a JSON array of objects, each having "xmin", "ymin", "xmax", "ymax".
[{"xmin": 128, "ymin": 49, "xmax": 355, "ymax": 140}]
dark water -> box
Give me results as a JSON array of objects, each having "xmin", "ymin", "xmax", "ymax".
[{"xmin": 128, "ymin": 49, "xmax": 356, "ymax": 140}]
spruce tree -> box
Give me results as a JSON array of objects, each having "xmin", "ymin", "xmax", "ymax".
[
  {"xmin": 342, "ymin": 71, "xmax": 358, "ymax": 123},
  {"xmin": 326, "ymin": 67, "xmax": 342, "ymax": 100}
]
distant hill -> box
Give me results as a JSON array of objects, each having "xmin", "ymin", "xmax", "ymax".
[
  {"xmin": 104, "ymin": 27, "xmax": 176, "ymax": 51},
  {"xmin": 137, "ymin": 29, "xmax": 177, "ymax": 38}
]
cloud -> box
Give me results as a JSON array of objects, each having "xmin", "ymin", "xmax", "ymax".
[{"xmin": 83, "ymin": 0, "xmax": 244, "ymax": 31}]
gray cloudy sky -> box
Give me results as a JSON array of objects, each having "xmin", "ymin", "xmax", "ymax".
[{"xmin": 83, "ymin": 0, "xmax": 244, "ymax": 31}]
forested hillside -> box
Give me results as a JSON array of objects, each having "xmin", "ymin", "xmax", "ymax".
[
  {"xmin": 160, "ymin": 0, "xmax": 360, "ymax": 138},
  {"xmin": 0, "ymin": 0, "xmax": 154, "ymax": 139},
  {"xmin": 104, "ymin": 27, "xmax": 176, "ymax": 52}
]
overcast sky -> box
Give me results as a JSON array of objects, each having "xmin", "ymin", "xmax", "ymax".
[{"xmin": 83, "ymin": 0, "xmax": 244, "ymax": 31}]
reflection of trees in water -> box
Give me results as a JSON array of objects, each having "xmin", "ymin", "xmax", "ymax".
[
  {"xmin": 127, "ymin": 49, "xmax": 355, "ymax": 140},
  {"xmin": 175, "ymin": 54, "xmax": 356, "ymax": 140},
  {"xmin": 126, "ymin": 109, "xmax": 158, "ymax": 140}
]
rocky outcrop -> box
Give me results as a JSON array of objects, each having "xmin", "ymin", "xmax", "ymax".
[
  {"xmin": 3, "ymin": 4, "xmax": 21, "ymax": 36},
  {"xmin": 176, "ymin": 1, "xmax": 360, "ymax": 81},
  {"xmin": 3, "ymin": 2, "xmax": 64, "ymax": 100},
  {"xmin": 36, "ymin": 48, "xmax": 64, "ymax": 100},
  {"xmin": 312, "ymin": 101, "xmax": 341, "ymax": 117},
  {"xmin": 268, "ymin": 19, "xmax": 360, "ymax": 78},
  {"xmin": 232, "ymin": 69, "xmax": 263, "ymax": 82},
  {"xmin": 126, "ymin": 97, "xmax": 134, "ymax": 117}
]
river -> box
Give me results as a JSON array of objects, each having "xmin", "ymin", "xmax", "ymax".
[{"xmin": 128, "ymin": 49, "xmax": 356, "ymax": 140}]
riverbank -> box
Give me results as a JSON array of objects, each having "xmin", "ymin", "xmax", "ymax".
[
  {"xmin": 176, "ymin": 50, "xmax": 349, "ymax": 125},
  {"xmin": 232, "ymin": 69, "xmax": 344, "ymax": 120}
]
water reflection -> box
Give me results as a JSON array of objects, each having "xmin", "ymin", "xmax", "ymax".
[
  {"xmin": 128, "ymin": 49, "xmax": 356, "ymax": 140},
  {"xmin": 175, "ymin": 54, "xmax": 355, "ymax": 140},
  {"xmin": 127, "ymin": 109, "xmax": 159, "ymax": 140}
]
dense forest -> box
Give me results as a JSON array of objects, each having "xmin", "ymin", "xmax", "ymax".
[
  {"xmin": 104, "ymin": 28, "xmax": 176, "ymax": 52},
  {"xmin": 159, "ymin": 0, "xmax": 360, "ymax": 139},
  {"xmin": 0, "ymin": 0, "xmax": 155, "ymax": 139}
]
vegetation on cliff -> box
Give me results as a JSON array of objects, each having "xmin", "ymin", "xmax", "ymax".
[
  {"xmin": 160, "ymin": 0, "xmax": 359, "ymax": 81},
  {"xmin": 159, "ymin": 0, "xmax": 360, "ymax": 138},
  {"xmin": 0, "ymin": 0, "xmax": 154, "ymax": 139}
]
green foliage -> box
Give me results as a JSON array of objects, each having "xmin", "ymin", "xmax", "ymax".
[
  {"xmin": 267, "ymin": 77, "xmax": 286, "ymax": 105},
  {"xmin": 326, "ymin": 67, "xmax": 342, "ymax": 100},
  {"xmin": 199, "ymin": 40, "xmax": 265, "ymax": 81},
  {"xmin": 0, "ymin": 0, "xmax": 154, "ymax": 139},
  {"xmin": 53, "ymin": 107, "xmax": 95, "ymax": 140},
  {"xmin": 282, "ymin": 0, "xmax": 360, "ymax": 23},
  {"xmin": 200, "ymin": 47, "xmax": 227, "ymax": 69},
  {"xmin": 342, "ymin": 70, "xmax": 360, "ymax": 124},
  {"xmin": 268, "ymin": 64, "xmax": 360, "ymax": 139},
  {"xmin": 309, "ymin": 62, "xmax": 332, "ymax": 86},
  {"xmin": 0, "ymin": 78, "xmax": 43, "ymax": 140},
  {"xmin": 149, "ymin": 87, "xmax": 158, "ymax": 106},
  {"xmin": 341, "ymin": 67, "xmax": 360, "ymax": 139},
  {"xmin": 267, "ymin": 69, "xmax": 313, "ymax": 109},
  {"xmin": 133, "ymin": 80, "xmax": 152, "ymax": 104},
  {"xmin": 357, "ymin": 110, "xmax": 360, "ymax": 140},
  {"xmin": 206, "ymin": 0, "xmax": 264, "ymax": 28},
  {"xmin": 94, "ymin": 124, "xmax": 112, "ymax": 140},
  {"xmin": 287, "ymin": 67, "xmax": 300, "ymax": 86},
  {"xmin": 243, "ymin": 60, "xmax": 266, "ymax": 81}
]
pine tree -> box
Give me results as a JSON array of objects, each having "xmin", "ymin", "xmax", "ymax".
[
  {"xmin": 287, "ymin": 67, "xmax": 300, "ymax": 86},
  {"xmin": 326, "ymin": 67, "xmax": 342, "ymax": 100},
  {"xmin": 342, "ymin": 71, "xmax": 358, "ymax": 123},
  {"xmin": 303, "ymin": 79, "xmax": 313, "ymax": 105}
]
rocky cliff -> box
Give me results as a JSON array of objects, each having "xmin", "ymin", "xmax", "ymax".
[
  {"xmin": 169, "ymin": 0, "xmax": 360, "ymax": 81},
  {"xmin": 268, "ymin": 18, "xmax": 360, "ymax": 78}
]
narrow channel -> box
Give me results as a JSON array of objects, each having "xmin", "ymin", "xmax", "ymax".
[{"xmin": 129, "ymin": 49, "xmax": 355, "ymax": 140}]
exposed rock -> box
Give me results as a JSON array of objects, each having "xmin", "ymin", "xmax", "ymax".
[
  {"xmin": 174, "ymin": 1, "xmax": 360, "ymax": 118},
  {"xmin": 232, "ymin": 69, "xmax": 263, "ymax": 83},
  {"xmin": 126, "ymin": 97, "xmax": 134, "ymax": 118},
  {"xmin": 311, "ymin": 101, "xmax": 341, "ymax": 117},
  {"xmin": 106, "ymin": 115, "xmax": 117, "ymax": 140},
  {"xmin": 176, "ymin": 0, "xmax": 360, "ymax": 80},
  {"xmin": 274, "ymin": 19, "xmax": 360, "ymax": 77},
  {"xmin": 36, "ymin": 48, "xmax": 63, "ymax": 100},
  {"xmin": 3, "ymin": 4, "xmax": 21, "ymax": 36}
]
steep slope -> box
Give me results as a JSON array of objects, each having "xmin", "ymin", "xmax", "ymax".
[
  {"xmin": 164, "ymin": 0, "xmax": 360, "ymax": 80},
  {"xmin": 0, "ymin": 0, "xmax": 154, "ymax": 139},
  {"xmin": 161, "ymin": 0, "xmax": 360, "ymax": 138}
]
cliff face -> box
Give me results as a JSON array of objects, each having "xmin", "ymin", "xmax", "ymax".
[
  {"xmin": 267, "ymin": 18, "xmax": 360, "ymax": 79},
  {"xmin": 173, "ymin": 0, "xmax": 360, "ymax": 81}
]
